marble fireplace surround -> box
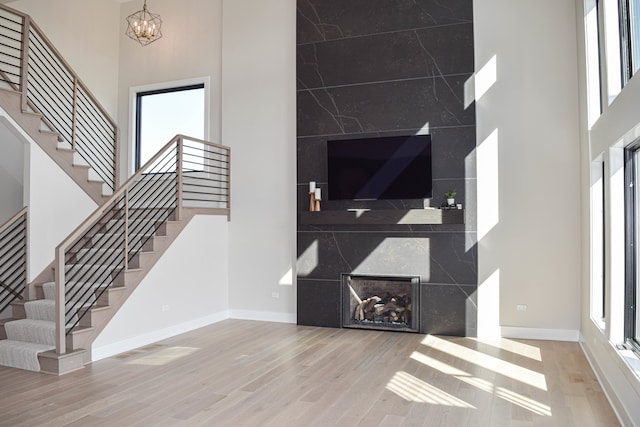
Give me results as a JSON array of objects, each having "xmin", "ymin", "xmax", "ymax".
[{"xmin": 296, "ymin": 0, "xmax": 477, "ymax": 336}]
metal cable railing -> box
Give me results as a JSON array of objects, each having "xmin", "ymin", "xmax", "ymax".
[
  {"xmin": 0, "ymin": 4, "xmax": 119, "ymax": 191},
  {"xmin": 0, "ymin": 207, "xmax": 27, "ymax": 314},
  {"xmin": 54, "ymin": 135, "xmax": 230, "ymax": 354}
]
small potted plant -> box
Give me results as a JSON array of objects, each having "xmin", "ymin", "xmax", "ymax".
[{"xmin": 445, "ymin": 190, "xmax": 456, "ymax": 206}]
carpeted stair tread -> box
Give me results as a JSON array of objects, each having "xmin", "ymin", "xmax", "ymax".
[
  {"xmin": 0, "ymin": 340, "xmax": 54, "ymax": 372},
  {"xmin": 24, "ymin": 299, "xmax": 55, "ymax": 321},
  {"xmin": 24, "ymin": 299, "xmax": 83, "ymax": 324},
  {"xmin": 42, "ymin": 282, "xmax": 55, "ymax": 300},
  {"xmin": 4, "ymin": 319, "xmax": 56, "ymax": 346}
]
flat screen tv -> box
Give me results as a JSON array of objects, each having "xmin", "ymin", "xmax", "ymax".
[{"xmin": 327, "ymin": 134, "xmax": 432, "ymax": 201}]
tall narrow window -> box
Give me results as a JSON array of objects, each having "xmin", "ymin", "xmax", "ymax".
[
  {"xmin": 591, "ymin": 161, "xmax": 606, "ymax": 327},
  {"xmin": 631, "ymin": 0, "xmax": 640, "ymax": 73},
  {"xmin": 618, "ymin": 0, "xmax": 640, "ymax": 85},
  {"xmin": 625, "ymin": 141, "xmax": 640, "ymax": 352},
  {"xmin": 135, "ymin": 84, "xmax": 205, "ymax": 170},
  {"xmin": 604, "ymin": 0, "xmax": 623, "ymax": 102},
  {"xmin": 586, "ymin": 0, "xmax": 603, "ymax": 126}
]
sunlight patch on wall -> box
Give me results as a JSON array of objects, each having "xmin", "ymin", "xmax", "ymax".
[
  {"xmin": 421, "ymin": 335, "xmax": 547, "ymax": 391},
  {"xmin": 464, "ymin": 54, "xmax": 497, "ymax": 108},
  {"xmin": 279, "ymin": 267, "xmax": 293, "ymax": 286},
  {"xmin": 477, "ymin": 268, "xmax": 500, "ymax": 339},
  {"xmin": 477, "ymin": 129, "xmax": 500, "ymax": 240},
  {"xmin": 416, "ymin": 122, "xmax": 430, "ymax": 135},
  {"xmin": 386, "ymin": 370, "xmax": 475, "ymax": 407},
  {"xmin": 297, "ymin": 240, "xmax": 318, "ymax": 277}
]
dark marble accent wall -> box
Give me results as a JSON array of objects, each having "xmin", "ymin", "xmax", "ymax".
[{"xmin": 296, "ymin": 0, "xmax": 477, "ymax": 336}]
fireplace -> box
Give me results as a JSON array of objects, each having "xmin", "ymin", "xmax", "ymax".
[{"xmin": 342, "ymin": 274, "xmax": 420, "ymax": 333}]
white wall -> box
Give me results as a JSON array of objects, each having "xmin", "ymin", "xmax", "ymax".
[
  {"xmin": 222, "ymin": 0, "xmax": 296, "ymax": 323},
  {"xmin": 6, "ymin": 0, "xmax": 120, "ymax": 117},
  {"xmin": 0, "ymin": 108, "xmax": 98, "ymax": 281},
  {"xmin": 92, "ymin": 214, "xmax": 229, "ymax": 360},
  {"xmin": 117, "ymin": 0, "xmax": 223, "ymax": 181},
  {"xmin": 474, "ymin": 0, "xmax": 582, "ymax": 339},
  {"xmin": 0, "ymin": 121, "xmax": 24, "ymax": 224}
]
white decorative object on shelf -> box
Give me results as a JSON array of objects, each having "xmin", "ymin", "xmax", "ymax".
[{"xmin": 314, "ymin": 188, "xmax": 322, "ymax": 211}]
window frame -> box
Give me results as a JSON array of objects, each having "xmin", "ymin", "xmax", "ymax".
[
  {"xmin": 624, "ymin": 140, "xmax": 640, "ymax": 353},
  {"xmin": 618, "ymin": 0, "xmax": 640, "ymax": 85},
  {"xmin": 134, "ymin": 83, "xmax": 205, "ymax": 171}
]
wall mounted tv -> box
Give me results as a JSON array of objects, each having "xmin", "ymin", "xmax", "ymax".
[{"xmin": 327, "ymin": 134, "xmax": 432, "ymax": 201}]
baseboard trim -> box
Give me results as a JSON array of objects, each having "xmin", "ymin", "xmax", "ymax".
[
  {"xmin": 578, "ymin": 334, "xmax": 630, "ymax": 427},
  {"xmin": 229, "ymin": 309, "xmax": 296, "ymax": 324},
  {"xmin": 501, "ymin": 326, "xmax": 580, "ymax": 342},
  {"xmin": 91, "ymin": 310, "xmax": 230, "ymax": 362}
]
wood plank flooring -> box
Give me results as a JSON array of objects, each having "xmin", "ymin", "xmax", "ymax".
[{"xmin": 0, "ymin": 320, "xmax": 620, "ymax": 426}]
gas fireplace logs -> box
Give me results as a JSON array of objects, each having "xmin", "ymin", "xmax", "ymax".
[{"xmin": 353, "ymin": 293, "xmax": 412, "ymax": 324}]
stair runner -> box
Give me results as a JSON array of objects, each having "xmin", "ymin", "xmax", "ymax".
[{"xmin": 0, "ymin": 283, "xmax": 65, "ymax": 371}]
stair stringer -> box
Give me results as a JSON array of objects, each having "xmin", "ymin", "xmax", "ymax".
[
  {"xmin": 0, "ymin": 88, "xmax": 110, "ymax": 204},
  {"xmin": 66, "ymin": 207, "xmax": 220, "ymax": 363}
]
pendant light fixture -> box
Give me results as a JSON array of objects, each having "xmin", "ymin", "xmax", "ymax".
[{"xmin": 125, "ymin": 0, "xmax": 163, "ymax": 46}]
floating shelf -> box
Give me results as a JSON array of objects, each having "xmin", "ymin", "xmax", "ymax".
[{"xmin": 298, "ymin": 208, "xmax": 464, "ymax": 225}]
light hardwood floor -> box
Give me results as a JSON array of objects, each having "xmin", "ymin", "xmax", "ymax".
[{"xmin": 0, "ymin": 320, "xmax": 619, "ymax": 426}]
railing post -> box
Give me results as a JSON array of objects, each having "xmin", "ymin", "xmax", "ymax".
[
  {"xmin": 71, "ymin": 77, "xmax": 78, "ymax": 151},
  {"xmin": 54, "ymin": 248, "xmax": 66, "ymax": 355},
  {"xmin": 123, "ymin": 189, "xmax": 129, "ymax": 271},
  {"xmin": 114, "ymin": 129, "xmax": 120, "ymax": 189},
  {"xmin": 24, "ymin": 210, "xmax": 30, "ymax": 300},
  {"xmin": 19, "ymin": 15, "xmax": 30, "ymax": 112},
  {"xmin": 226, "ymin": 147, "xmax": 231, "ymax": 220},
  {"xmin": 176, "ymin": 138, "xmax": 183, "ymax": 221}
]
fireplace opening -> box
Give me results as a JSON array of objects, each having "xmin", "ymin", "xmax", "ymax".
[{"xmin": 342, "ymin": 274, "xmax": 420, "ymax": 333}]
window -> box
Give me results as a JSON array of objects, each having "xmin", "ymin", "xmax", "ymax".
[
  {"xmin": 604, "ymin": 0, "xmax": 623, "ymax": 102},
  {"xmin": 591, "ymin": 161, "xmax": 606, "ymax": 327},
  {"xmin": 135, "ymin": 84, "xmax": 205, "ymax": 170},
  {"xmin": 618, "ymin": 0, "xmax": 640, "ymax": 86},
  {"xmin": 631, "ymin": 0, "xmax": 640, "ymax": 74},
  {"xmin": 625, "ymin": 141, "xmax": 640, "ymax": 352},
  {"xmin": 586, "ymin": 0, "xmax": 603, "ymax": 126}
]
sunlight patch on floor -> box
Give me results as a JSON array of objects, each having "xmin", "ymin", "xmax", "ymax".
[
  {"xmin": 410, "ymin": 350, "xmax": 552, "ymax": 417},
  {"xmin": 495, "ymin": 386, "xmax": 552, "ymax": 416},
  {"xmin": 494, "ymin": 338, "xmax": 543, "ymax": 361},
  {"xmin": 421, "ymin": 335, "xmax": 547, "ymax": 391},
  {"xmin": 386, "ymin": 371, "xmax": 475, "ymax": 408},
  {"xmin": 125, "ymin": 346, "xmax": 199, "ymax": 366}
]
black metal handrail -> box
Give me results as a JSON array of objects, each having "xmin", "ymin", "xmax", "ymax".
[
  {"xmin": 0, "ymin": 5, "xmax": 119, "ymax": 191},
  {"xmin": 0, "ymin": 207, "xmax": 27, "ymax": 314},
  {"xmin": 54, "ymin": 135, "xmax": 230, "ymax": 354}
]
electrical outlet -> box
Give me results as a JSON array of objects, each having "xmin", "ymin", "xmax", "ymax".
[
  {"xmin": 271, "ymin": 292, "xmax": 280, "ymax": 299},
  {"xmin": 162, "ymin": 304, "xmax": 170, "ymax": 312},
  {"xmin": 516, "ymin": 304, "xmax": 527, "ymax": 312}
]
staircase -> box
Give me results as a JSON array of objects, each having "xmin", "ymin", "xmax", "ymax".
[
  {"xmin": 0, "ymin": 3, "xmax": 231, "ymax": 374},
  {"xmin": 0, "ymin": 135, "xmax": 230, "ymax": 373},
  {"xmin": 0, "ymin": 4, "xmax": 119, "ymax": 204}
]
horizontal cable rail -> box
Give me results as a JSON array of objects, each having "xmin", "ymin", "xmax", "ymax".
[
  {"xmin": 55, "ymin": 135, "xmax": 230, "ymax": 354},
  {"xmin": 0, "ymin": 207, "xmax": 27, "ymax": 314},
  {"xmin": 0, "ymin": 4, "xmax": 119, "ymax": 191}
]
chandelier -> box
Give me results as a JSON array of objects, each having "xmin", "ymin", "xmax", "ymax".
[{"xmin": 126, "ymin": 0, "xmax": 163, "ymax": 46}]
